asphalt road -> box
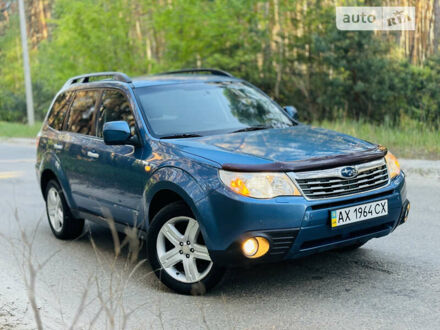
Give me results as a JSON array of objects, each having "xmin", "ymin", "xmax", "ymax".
[{"xmin": 0, "ymin": 140, "xmax": 439, "ymax": 329}]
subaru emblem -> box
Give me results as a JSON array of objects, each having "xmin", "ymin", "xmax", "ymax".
[{"xmin": 340, "ymin": 166, "xmax": 358, "ymax": 178}]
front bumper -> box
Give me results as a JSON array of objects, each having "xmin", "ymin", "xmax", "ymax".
[{"xmin": 197, "ymin": 173, "xmax": 408, "ymax": 267}]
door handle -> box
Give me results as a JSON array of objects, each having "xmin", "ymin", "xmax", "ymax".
[
  {"xmin": 87, "ymin": 151, "xmax": 100, "ymax": 159},
  {"xmin": 54, "ymin": 143, "xmax": 63, "ymax": 150}
]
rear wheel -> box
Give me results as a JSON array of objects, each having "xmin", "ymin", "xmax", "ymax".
[
  {"xmin": 45, "ymin": 180, "xmax": 84, "ymax": 240},
  {"xmin": 147, "ymin": 201, "xmax": 224, "ymax": 295}
]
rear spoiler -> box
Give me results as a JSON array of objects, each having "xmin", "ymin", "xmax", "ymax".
[{"xmin": 221, "ymin": 145, "xmax": 387, "ymax": 173}]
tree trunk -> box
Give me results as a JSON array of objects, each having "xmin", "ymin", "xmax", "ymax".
[{"xmin": 434, "ymin": 0, "xmax": 440, "ymax": 53}]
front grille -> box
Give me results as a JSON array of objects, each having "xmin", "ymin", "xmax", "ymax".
[{"xmin": 289, "ymin": 159, "xmax": 389, "ymax": 200}]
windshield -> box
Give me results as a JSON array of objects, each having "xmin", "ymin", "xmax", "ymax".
[{"xmin": 135, "ymin": 82, "xmax": 293, "ymax": 137}]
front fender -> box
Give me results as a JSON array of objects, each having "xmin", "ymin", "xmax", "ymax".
[{"xmin": 143, "ymin": 166, "xmax": 209, "ymax": 232}]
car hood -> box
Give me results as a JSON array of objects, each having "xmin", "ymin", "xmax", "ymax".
[{"xmin": 166, "ymin": 125, "xmax": 377, "ymax": 168}]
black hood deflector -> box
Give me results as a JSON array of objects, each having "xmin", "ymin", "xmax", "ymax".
[{"xmin": 221, "ymin": 146, "xmax": 387, "ymax": 172}]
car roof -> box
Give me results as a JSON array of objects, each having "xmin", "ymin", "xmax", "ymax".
[
  {"xmin": 60, "ymin": 69, "xmax": 241, "ymax": 92},
  {"xmin": 131, "ymin": 74, "xmax": 240, "ymax": 88}
]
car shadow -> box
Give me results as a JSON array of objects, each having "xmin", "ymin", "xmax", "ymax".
[
  {"xmin": 80, "ymin": 220, "xmax": 399, "ymax": 298},
  {"xmin": 217, "ymin": 249, "xmax": 393, "ymax": 294}
]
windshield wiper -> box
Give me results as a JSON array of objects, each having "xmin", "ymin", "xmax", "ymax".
[
  {"xmin": 230, "ymin": 125, "xmax": 273, "ymax": 133},
  {"xmin": 160, "ymin": 133, "xmax": 202, "ymax": 139}
]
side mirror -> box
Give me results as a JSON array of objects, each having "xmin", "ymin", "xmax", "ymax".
[
  {"xmin": 103, "ymin": 121, "xmax": 131, "ymax": 145},
  {"xmin": 283, "ymin": 105, "xmax": 299, "ymax": 121}
]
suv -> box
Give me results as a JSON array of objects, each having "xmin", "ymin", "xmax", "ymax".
[{"xmin": 36, "ymin": 69, "xmax": 410, "ymax": 294}]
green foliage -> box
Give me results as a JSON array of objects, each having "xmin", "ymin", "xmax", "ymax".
[
  {"xmin": 0, "ymin": 120, "xmax": 42, "ymax": 138},
  {"xmin": 151, "ymin": 0, "xmax": 262, "ymax": 73},
  {"xmin": 0, "ymin": 0, "xmax": 439, "ymax": 130},
  {"xmin": 35, "ymin": 0, "xmax": 149, "ymax": 90},
  {"xmin": 0, "ymin": 14, "xmax": 26, "ymax": 122}
]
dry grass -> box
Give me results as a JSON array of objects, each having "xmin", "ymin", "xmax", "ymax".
[
  {"xmin": 0, "ymin": 208, "xmax": 163, "ymax": 329},
  {"xmin": 313, "ymin": 120, "xmax": 440, "ymax": 160}
]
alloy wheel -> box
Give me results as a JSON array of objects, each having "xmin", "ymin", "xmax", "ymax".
[
  {"xmin": 47, "ymin": 187, "xmax": 64, "ymax": 233},
  {"xmin": 156, "ymin": 216, "xmax": 213, "ymax": 283}
]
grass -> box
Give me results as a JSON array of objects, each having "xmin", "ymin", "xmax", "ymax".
[
  {"xmin": 0, "ymin": 121, "xmax": 42, "ymax": 138},
  {"xmin": 314, "ymin": 120, "xmax": 440, "ymax": 160},
  {"xmin": 0, "ymin": 120, "xmax": 438, "ymax": 159}
]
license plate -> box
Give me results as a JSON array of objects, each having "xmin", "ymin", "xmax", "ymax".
[{"xmin": 331, "ymin": 200, "xmax": 388, "ymax": 228}]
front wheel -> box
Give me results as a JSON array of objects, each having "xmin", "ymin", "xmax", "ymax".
[{"xmin": 147, "ymin": 202, "xmax": 224, "ymax": 295}]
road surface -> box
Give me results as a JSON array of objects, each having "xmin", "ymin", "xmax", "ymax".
[{"xmin": 0, "ymin": 140, "xmax": 439, "ymax": 329}]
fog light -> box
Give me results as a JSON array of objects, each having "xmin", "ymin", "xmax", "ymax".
[
  {"xmin": 242, "ymin": 238, "xmax": 258, "ymax": 257},
  {"xmin": 242, "ymin": 237, "xmax": 270, "ymax": 259}
]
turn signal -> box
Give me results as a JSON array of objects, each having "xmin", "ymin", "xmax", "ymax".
[
  {"xmin": 230, "ymin": 178, "xmax": 250, "ymax": 196},
  {"xmin": 385, "ymin": 151, "xmax": 401, "ymax": 179}
]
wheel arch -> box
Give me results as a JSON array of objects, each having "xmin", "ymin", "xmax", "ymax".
[
  {"xmin": 145, "ymin": 167, "xmax": 207, "ymax": 229},
  {"xmin": 40, "ymin": 169, "xmax": 58, "ymax": 199},
  {"xmin": 148, "ymin": 189, "xmax": 190, "ymax": 223},
  {"xmin": 38, "ymin": 153, "xmax": 76, "ymax": 211}
]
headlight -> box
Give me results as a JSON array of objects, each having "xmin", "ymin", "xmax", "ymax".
[
  {"xmin": 219, "ymin": 170, "xmax": 302, "ymax": 198},
  {"xmin": 385, "ymin": 151, "xmax": 401, "ymax": 179}
]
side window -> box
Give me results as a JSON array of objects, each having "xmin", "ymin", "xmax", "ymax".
[
  {"xmin": 66, "ymin": 90, "xmax": 99, "ymax": 135},
  {"xmin": 96, "ymin": 89, "xmax": 136, "ymax": 138},
  {"xmin": 47, "ymin": 92, "xmax": 71, "ymax": 130}
]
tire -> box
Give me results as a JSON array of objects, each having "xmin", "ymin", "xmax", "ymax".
[
  {"xmin": 45, "ymin": 180, "xmax": 84, "ymax": 240},
  {"xmin": 147, "ymin": 201, "xmax": 225, "ymax": 295},
  {"xmin": 336, "ymin": 241, "xmax": 366, "ymax": 252}
]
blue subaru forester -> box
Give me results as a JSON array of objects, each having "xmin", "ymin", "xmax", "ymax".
[{"xmin": 36, "ymin": 69, "xmax": 410, "ymax": 294}]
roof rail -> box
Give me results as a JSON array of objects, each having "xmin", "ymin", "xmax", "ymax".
[
  {"xmin": 63, "ymin": 72, "xmax": 132, "ymax": 88},
  {"xmin": 156, "ymin": 68, "xmax": 234, "ymax": 78}
]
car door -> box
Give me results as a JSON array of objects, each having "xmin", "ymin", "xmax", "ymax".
[
  {"xmin": 59, "ymin": 89, "xmax": 102, "ymax": 213},
  {"xmin": 82, "ymin": 88, "xmax": 147, "ymax": 226}
]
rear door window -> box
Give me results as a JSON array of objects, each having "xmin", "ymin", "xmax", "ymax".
[
  {"xmin": 47, "ymin": 92, "xmax": 72, "ymax": 130},
  {"xmin": 96, "ymin": 89, "xmax": 136, "ymax": 138},
  {"xmin": 66, "ymin": 90, "xmax": 100, "ymax": 135}
]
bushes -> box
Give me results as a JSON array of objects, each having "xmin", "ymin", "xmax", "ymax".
[{"xmin": 0, "ymin": 90, "xmax": 26, "ymax": 123}]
